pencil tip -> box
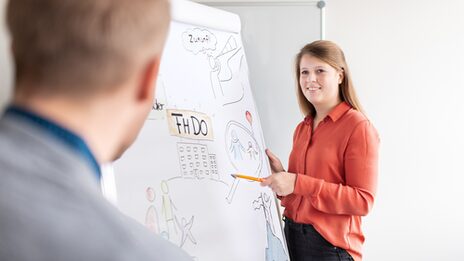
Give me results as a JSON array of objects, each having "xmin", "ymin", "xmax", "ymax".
[{"xmin": 230, "ymin": 174, "xmax": 236, "ymax": 178}]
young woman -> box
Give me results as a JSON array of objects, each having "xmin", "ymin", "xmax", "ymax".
[{"xmin": 262, "ymin": 40, "xmax": 379, "ymax": 261}]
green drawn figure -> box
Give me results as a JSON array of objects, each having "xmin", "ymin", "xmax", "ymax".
[{"xmin": 161, "ymin": 180, "xmax": 178, "ymax": 238}]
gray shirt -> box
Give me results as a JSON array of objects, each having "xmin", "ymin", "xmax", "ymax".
[{"xmin": 0, "ymin": 112, "xmax": 193, "ymax": 261}]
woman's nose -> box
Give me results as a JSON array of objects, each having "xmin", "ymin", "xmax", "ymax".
[{"xmin": 305, "ymin": 73, "xmax": 316, "ymax": 83}]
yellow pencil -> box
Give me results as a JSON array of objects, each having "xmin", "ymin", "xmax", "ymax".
[{"xmin": 231, "ymin": 173, "xmax": 264, "ymax": 182}]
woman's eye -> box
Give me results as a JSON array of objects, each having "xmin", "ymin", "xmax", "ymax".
[
  {"xmin": 316, "ymin": 69, "xmax": 325, "ymax": 73},
  {"xmin": 301, "ymin": 70, "xmax": 308, "ymax": 75}
]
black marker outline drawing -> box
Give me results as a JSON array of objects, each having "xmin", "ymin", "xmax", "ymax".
[
  {"xmin": 221, "ymin": 53, "xmax": 245, "ymax": 106},
  {"xmin": 225, "ymin": 121, "xmax": 263, "ymax": 174},
  {"xmin": 174, "ymin": 142, "xmax": 227, "ymax": 186},
  {"xmin": 209, "ymin": 36, "xmax": 244, "ymax": 105},
  {"xmin": 225, "ymin": 177, "xmax": 240, "ymax": 204},
  {"xmin": 229, "ymin": 129, "xmax": 245, "ymax": 160},
  {"xmin": 216, "ymin": 36, "xmax": 240, "ymax": 82},
  {"xmin": 253, "ymin": 193, "xmax": 289, "ymax": 261},
  {"xmin": 181, "ymin": 27, "xmax": 244, "ymax": 106},
  {"xmin": 182, "ymin": 28, "xmax": 217, "ymax": 55},
  {"xmin": 175, "ymin": 215, "xmax": 197, "ymax": 248},
  {"xmin": 224, "ymin": 120, "xmax": 263, "ymax": 203},
  {"xmin": 246, "ymin": 140, "xmax": 259, "ymax": 160}
]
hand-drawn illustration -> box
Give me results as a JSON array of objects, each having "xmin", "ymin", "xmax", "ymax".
[
  {"xmin": 182, "ymin": 27, "xmax": 244, "ymax": 106},
  {"xmin": 253, "ymin": 193, "xmax": 288, "ymax": 261},
  {"xmin": 224, "ymin": 120, "xmax": 263, "ymax": 203},
  {"xmin": 176, "ymin": 142, "xmax": 221, "ymax": 182},
  {"xmin": 175, "ymin": 215, "xmax": 197, "ymax": 248},
  {"xmin": 246, "ymin": 141, "xmax": 259, "ymax": 160},
  {"xmin": 208, "ymin": 36, "xmax": 244, "ymax": 105},
  {"xmin": 216, "ymin": 36, "xmax": 238, "ymax": 81},
  {"xmin": 182, "ymin": 28, "xmax": 217, "ymax": 55},
  {"xmin": 225, "ymin": 121, "xmax": 262, "ymax": 175},
  {"xmin": 225, "ymin": 178, "xmax": 240, "ymax": 204},
  {"xmin": 161, "ymin": 180, "xmax": 178, "ymax": 238},
  {"xmin": 145, "ymin": 187, "xmax": 161, "ymax": 234},
  {"xmin": 245, "ymin": 110, "xmax": 253, "ymax": 126},
  {"xmin": 244, "ymin": 111, "xmax": 259, "ymax": 160},
  {"xmin": 113, "ymin": 17, "xmax": 289, "ymax": 260},
  {"xmin": 253, "ymin": 193, "xmax": 274, "ymax": 233},
  {"xmin": 155, "ymin": 180, "xmax": 198, "ymax": 251},
  {"xmin": 229, "ymin": 130, "xmax": 245, "ymax": 160}
]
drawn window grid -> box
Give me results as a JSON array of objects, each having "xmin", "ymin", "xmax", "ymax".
[{"xmin": 177, "ymin": 143, "xmax": 215, "ymax": 179}]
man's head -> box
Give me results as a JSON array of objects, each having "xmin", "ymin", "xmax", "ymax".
[
  {"xmin": 7, "ymin": 0, "xmax": 170, "ymax": 96},
  {"xmin": 6, "ymin": 0, "xmax": 171, "ymax": 161}
]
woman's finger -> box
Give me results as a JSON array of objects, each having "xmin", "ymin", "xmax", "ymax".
[{"xmin": 265, "ymin": 149, "xmax": 278, "ymax": 162}]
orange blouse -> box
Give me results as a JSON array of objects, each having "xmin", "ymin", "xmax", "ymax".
[{"xmin": 282, "ymin": 101, "xmax": 379, "ymax": 261}]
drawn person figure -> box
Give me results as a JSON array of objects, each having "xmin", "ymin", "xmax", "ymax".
[
  {"xmin": 229, "ymin": 130, "xmax": 245, "ymax": 160},
  {"xmin": 161, "ymin": 180, "xmax": 178, "ymax": 238},
  {"xmin": 262, "ymin": 40, "xmax": 379, "ymax": 261},
  {"xmin": 246, "ymin": 141, "xmax": 258, "ymax": 160},
  {"xmin": 145, "ymin": 187, "xmax": 160, "ymax": 234},
  {"xmin": 174, "ymin": 216, "xmax": 197, "ymax": 248}
]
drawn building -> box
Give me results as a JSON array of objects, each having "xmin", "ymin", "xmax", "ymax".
[{"xmin": 177, "ymin": 142, "xmax": 219, "ymax": 180}]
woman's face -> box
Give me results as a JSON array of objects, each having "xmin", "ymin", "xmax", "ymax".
[{"xmin": 299, "ymin": 54, "xmax": 343, "ymax": 110}]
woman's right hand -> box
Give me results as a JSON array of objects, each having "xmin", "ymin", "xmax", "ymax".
[{"xmin": 265, "ymin": 149, "xmax": 285, "ymax": 174}]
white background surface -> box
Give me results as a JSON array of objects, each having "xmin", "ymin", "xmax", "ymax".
[
  {"xmin": 324, "ymin": 1, "xmax": 464, "ymax": 260},
  {"xmin": 2, "ymin": 0, "xmax": 464, "ymax": 260}
]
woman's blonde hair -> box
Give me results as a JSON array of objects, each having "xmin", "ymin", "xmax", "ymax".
[{"xmin": 295, "ymin": 40, "xmax": 363, "ymax": 118}]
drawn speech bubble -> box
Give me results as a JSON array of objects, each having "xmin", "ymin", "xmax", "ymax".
[{"xmin": 182, "ymin": 28, "xmax": 217, "ymax": 55}]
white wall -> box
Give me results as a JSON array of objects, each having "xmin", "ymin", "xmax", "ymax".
[
  {"xmin": 326, "ymin": 0, "xmax": 464, "ymax": 260},
  {"xmin": 0, "ymin": 0, "xmax": 12, "ymax": 110}
]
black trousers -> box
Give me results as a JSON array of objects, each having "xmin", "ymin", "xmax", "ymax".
[{"xmin": 284, "ymin": 217, "xmax": 354, "ymax": 261}]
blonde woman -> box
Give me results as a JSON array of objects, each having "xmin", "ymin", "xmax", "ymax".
[{"xmin": 262, "ymin": 40, "xmax": 379, "ymax": 261}]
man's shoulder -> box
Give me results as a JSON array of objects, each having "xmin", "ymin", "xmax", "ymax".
[
  {"xmin": 0, "ymin": 174, "xmax": 191, "ymax": 260},
  {"xmin": 0, "ymin": 113, "xmax": 68, "ymax": 158},
  {"xmin": 0, "ymin": 116, "xmax": 192, "ymax": 261},
  {"xmin": 0, "ymin": 114, "xmax": 92, "ymax": 185}
]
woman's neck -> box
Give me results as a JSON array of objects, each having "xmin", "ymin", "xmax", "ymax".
[{"xmin": 314, "ymin": 100, "xmax": 342, "ymax": 122}]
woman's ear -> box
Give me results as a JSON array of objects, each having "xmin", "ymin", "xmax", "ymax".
[{"xmin": 338, "ymin": 69, "xmax": 344, "ymax": 84}]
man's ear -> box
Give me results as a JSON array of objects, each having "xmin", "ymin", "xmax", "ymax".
[{"xmin": 137, "ymin": 57, "xmax": 161, "ymax": 102}]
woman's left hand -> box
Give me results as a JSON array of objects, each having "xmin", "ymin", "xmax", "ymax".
[{"xmin": 261, "ymin": 172, "xmax": 297, "ymax": 196}]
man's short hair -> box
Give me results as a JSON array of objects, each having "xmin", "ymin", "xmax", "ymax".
[{"xmin": 7, "ymin": 0, "xmax": 170, "ymax": 97}]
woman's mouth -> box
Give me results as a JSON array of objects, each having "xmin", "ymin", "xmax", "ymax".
[{"xmin": 305, "ymin": 86, "xmax": 321, "ymax": 91}]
